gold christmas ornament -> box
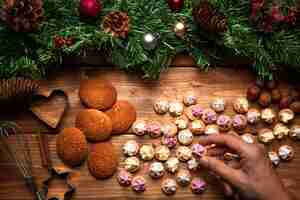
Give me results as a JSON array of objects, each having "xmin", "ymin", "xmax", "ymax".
[
  {"xmin": 102, "ymin": 11, "xmax": 130, "ymax": 38},
  {"xmin": 173, "ymin": 21, "xmax": 187, "ymax": 38}
]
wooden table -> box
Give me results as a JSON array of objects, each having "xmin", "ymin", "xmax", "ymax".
[{"xmin": 0, "ymin": 66, "xmax": 299, "ymax": 200}]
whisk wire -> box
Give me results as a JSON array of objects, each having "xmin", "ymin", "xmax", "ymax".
[{"xmin": 0, "ymin": 121, "xmax": 43, "ymax": 200}]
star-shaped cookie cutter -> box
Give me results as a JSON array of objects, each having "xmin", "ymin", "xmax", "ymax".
[{"xmin": 39, "ymin": 165, "xmax": 80, "ymax": 200}]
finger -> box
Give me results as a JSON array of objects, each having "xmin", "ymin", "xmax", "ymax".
[
  {"xmin": 234, "ymin": 193, "xmax": 240, "ymax": 200},
  {"xmin": 217, "ymin": 178, "xmax": 235, "ymax": 197},
  {"xmin": 199, "ymin": 134, "xmax": 249, "ymax": 156},
  {"xmin": 226, "ymin": 160, "xmax": 241, "ymax": 169},
  {"xmin": 207, "ymin": 147, "xmax": 227, "ymax": 157},
  {"xmin": 199, "ymin": 155, "xmax": 243, "ymax": 186}
]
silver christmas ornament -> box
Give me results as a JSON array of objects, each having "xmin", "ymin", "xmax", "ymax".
[{"xmin": 143, "ymin": 33, "xmax": 159, "ymax": 50}]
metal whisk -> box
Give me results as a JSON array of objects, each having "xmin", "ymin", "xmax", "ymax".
[{"xmin": 0, "ymin": 121, "xmax": 44, "ymax": 200}]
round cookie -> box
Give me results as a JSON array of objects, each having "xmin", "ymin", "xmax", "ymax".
[
  {"xmin": 88, "ymin": 142, "xmax": 118, "ymax": 179},
  {"xmin": 79, "ymin": 79, "xmax": 117, "ymax": 110},
  {"xmin": 56, "ymin": 128, "xmax": 88, "ymax": 167},
  {"xmin": 105, "ymin": 100, "xmax": 137, "ymax": 134},
  {"xmin": 75, "ymin": 109, "xmax": 112, "ymax": 142}
]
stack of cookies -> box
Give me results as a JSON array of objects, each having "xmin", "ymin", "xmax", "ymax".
[{"xmin": 56, "ymin": 79, "xmax": 136, "ymax": 179}]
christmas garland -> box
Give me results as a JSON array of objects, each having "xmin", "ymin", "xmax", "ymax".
[{"xmin": 0, "ymin": 0, "xmax": 299, "ymax": 79}]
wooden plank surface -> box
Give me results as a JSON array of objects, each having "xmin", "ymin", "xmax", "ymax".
[{"xmin": 0, "ymin": 66, "xmax": 300, "ymax": 200}]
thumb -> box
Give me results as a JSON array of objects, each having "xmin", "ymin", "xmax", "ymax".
[{"xmin": 199, "ymin": 155, "xmax": 243, "ymax": 186}]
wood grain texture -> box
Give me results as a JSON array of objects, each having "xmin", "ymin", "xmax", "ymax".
[{"xmin": 0, "ymin": 66, "xmax": 300, "ymax": 200}]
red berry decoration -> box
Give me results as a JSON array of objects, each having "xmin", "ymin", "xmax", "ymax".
[
  {"xmin": 54, "ymin": 36, "xmax": 66, "ymax": 48},
  {"xmin": 168, "ymin": 0, "xmax": 184, "ymax": 11},
  {"xmin": 79, "ymin": 0, "xmax": 102, "ymax": 18}
]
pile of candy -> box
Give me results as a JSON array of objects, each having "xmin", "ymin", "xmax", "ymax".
[{"xmin": 116, "ymin": 80, "xmax": 299, "ymax": 195}]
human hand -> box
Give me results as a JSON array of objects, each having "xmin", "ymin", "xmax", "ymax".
[{"xmin": 198, "ymin": 134, "xmax": 291, "ymax": 200}]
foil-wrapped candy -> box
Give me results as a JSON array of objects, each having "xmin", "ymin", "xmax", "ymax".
[
  {"xmin": 191, "ymin": 178, "xmax": 207, "ymax": 194},
  {"xmin": 161, "ymin": 178, "xmax": 177, "ymax": 195},
  {"xmin": 278, "ymin": 145, "xmax": 294, "ymax": 161},
  {"xmin": 124, "ymin": 157, "xmax": 140, "ymax": 173},
  {"xmin": 289, "ymin": 125, "xmax": 300, "ymax": 140},
  {"xmin": 183, "ymin": 91, "xmax": 197, "ymax": 106},
  {"xmin": 176, "ymin": 146, "xmax": 192, "ymax": 162},
  {"xmin": 268, "ymin": 151, "xmax": 280, "ymax": 166},
  {"xmin": 210, "ymin": 98, "xmax": 226, "ymax": 113},
  {"xmin": 123, "ymin": 140, "xmax": 140, "ymax": 157},
  {"xmin": 247, "ymin": 108, "xmax": 261, "ymax": 124},
  {"xmin": 139, "ymin": 144, "xmax": 155, "ymax": 161},
  {"xmin": 169, "ymin": 101, "xmax": 184, "ymax": 117},
  {"xmin": 216, "ymin": 114, "xmax": 232, "ymax": 132},
  {"xmin": 189, "ymin": 120, "xmax": 206, "ymax": 135},
  {"xmin": 233, "ymin": 97, "xmax": 249, "ymax": 114},
  {"xmin": 155, "ymin": 145, "xmax": 170, "ymax": 162},
  {"xmin": 117, "ymin": 169, "xmax": 133, "ymax": 186},
  {"xmin": 185, "ymin": 104, "xmax": 204, "ymax": 121},
  {"xmin": 258, "ymin": 128, "xmax": 275, "ymax": 143},
  {"xmin": 273, "ymin": 123, "xmax": 290, "ymax": 139},
  {"xmin": 153, "ymin": 99, "xmax": 169, "ymax": 115},
  {"xmin": 174, "ymin": 115, "xmax": 189, "ymax": 130},
  {"xmin": 149, "ymin": 161, "xmax": 165, "ymax": 179},
  {"xmin": 261, "ymin": 108, "xmax": 276, "ymax": 124},
  {"xmin": 161, "ymin": 121, "xmax": 178, "ymax": 137},
  {"xmin": 161, "ymin": 136, "xmax": 177, "ymax": 149},
  {"xmin": 201, "ymin": 108, "xmax": 217, "ymax": 124},
  {"xmin": 205, "ymin": 124, "xmax": 219, "ymax": 135},
  {"xmin": 177, "ymin": 129, "xmax": 194, "ymax": 146},
  {"xmin": 191, "ymin": 144, "xmax": 206, "ymax": 159},
  {"xmin": 232, "ymin": 114, "xmax": 248, "ymax": 131},
  {"xmin": 187, "ymin": 158, "xmax": 200, "ymax": 171},
  {"xmin": 132, "ymin": 120, "xmax": 148, "ymax": 136},
  {"xmin": 165, "ymin": 157, "xmax": 179, "ymax": 173},
  {"xmin": 278, "ymin": 109, "xmax": 294, "ymax": 124},
  {"xmin": 147, "ymin": 121, "xmax": 162, "ymax": 138},
  {"xmin": 176, "ymin": 169, "xmax": 191, "ymax": 187},
  {"xmin": 131, "ymin": 176, "xmax": 146, "ymax": 193},
  {"xmin": 241, "ymin": 133, "xmax": 256, "ymax": 144}
]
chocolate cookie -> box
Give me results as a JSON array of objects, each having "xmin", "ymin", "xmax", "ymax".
[
  {"xmin": 105, "ymin": 100, "xmax": 137, "ymax": 134},
  {"xmin": 75, "ymin": 109, "xmax": 112, "ymax": 142},
  {"xmin": 88, "ymin": 142, "xmax": 118, "ymax": 179},
  {"xmin": 56, "ymin": 128, "xmax": 88, "ymax": 167},
  {"xmin": 79, "ymin": 79, "xmax": 117, "ymax": 110}
]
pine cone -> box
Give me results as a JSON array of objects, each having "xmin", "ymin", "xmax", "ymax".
[
  {"xmin": 102, "ymin": 11, "xmax": 130, "ymax": 38},
  {"xmin": 0, "ymin": 0, "xmax": 43, "ymax": 32},
  {"xmin": 0, "ymin": 78, "xmax": 39, "ymax": 106},
  {"xmin": 193, "ymin": 1, "xmax": 227, "ymax": 33}
]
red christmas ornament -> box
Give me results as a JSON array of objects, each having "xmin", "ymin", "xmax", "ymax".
[
  {"xmin": 168, "ymin": 0, "xmax": 184, "ymax": 11},
  {"xmin": 271, "ymin": 6, "xmax": 285, "ymax": 22},
  {"xmin": 262, "ymin": 16, "xmax": 274, "ymax": 32},
  {"xmin": 79, "ymin": 0, "xmax": 102, "ymax": 18},
  {"xmin": 285, "ymin": 7, "xmax": 298, "ymax": 26},
  {"xmin": 251, "ymin": 0, "xmax": 264, "ymax": 18}
]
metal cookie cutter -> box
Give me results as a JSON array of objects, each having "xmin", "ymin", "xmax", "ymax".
[{"xmin": 40, "ymin": 165, "xmax": 80, "ymax": 200}]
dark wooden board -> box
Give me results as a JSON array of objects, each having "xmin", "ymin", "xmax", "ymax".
[{"xmin": 0, "ymin": 67, "xmax": 299, "ymax": 200}]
